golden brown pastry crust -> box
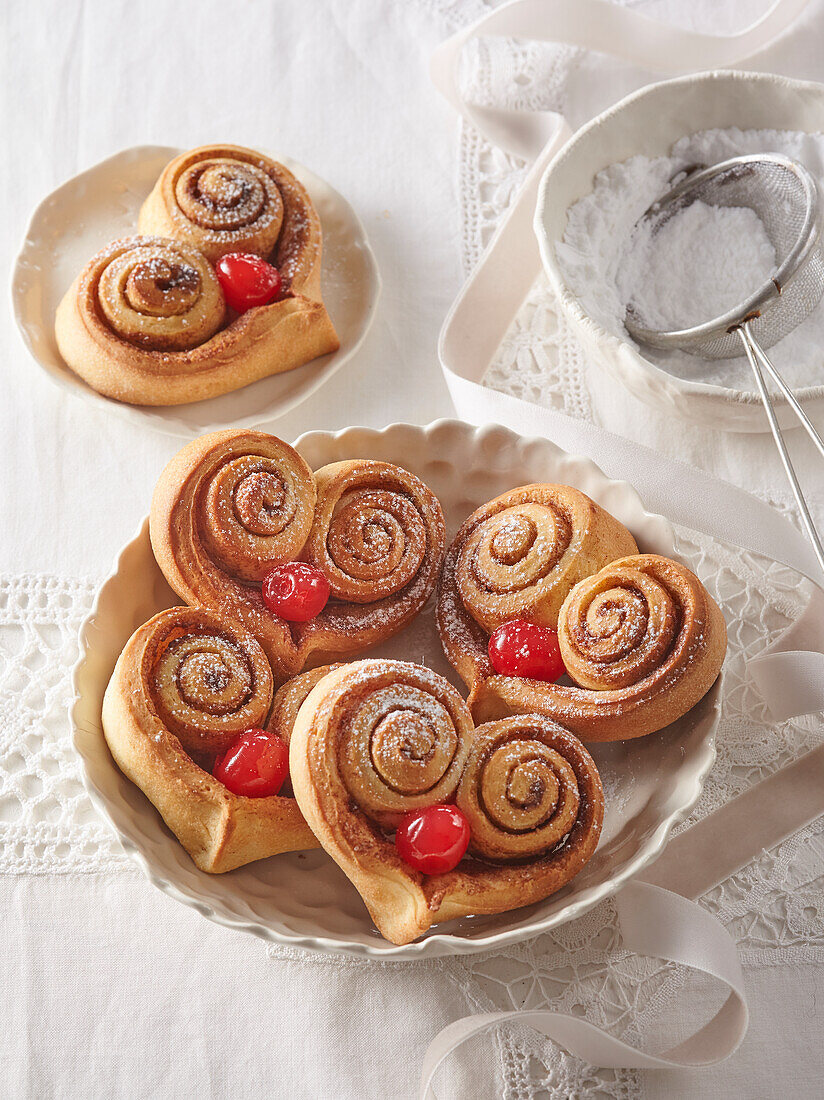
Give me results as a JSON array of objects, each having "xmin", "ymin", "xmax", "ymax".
[
  {"xmin": 440, "ymin": 483, "xmax": 639, "ymax": 635},
  {"xmin": 101, "ymin": 606, "xmax": 318, "ymax": 873},
  {"xmin": 138, "ymin": 145, "xmax": 324, "ymax": 294},
  {"xmin": 268, "ymin": 665, "xmax": 343, "ymax": 745},
  {"xmin": 447, "ymin": 552, "xmax": 727, "ymax": 741},
  {"xmin": 289, "ymin": 660, "xmax": 603, "ymax": 944},
  {"xmin": 150, "ymin": 431, "xmax": 447, "ymax": 680},
  {"xmin": 55, "ymin": 233, "xmax": 339, "ymax": 406}
]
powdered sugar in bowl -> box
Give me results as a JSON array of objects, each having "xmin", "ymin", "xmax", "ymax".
[{"xmin": 536, "ymin": 71, "xmax": 824, "ymax": 432}]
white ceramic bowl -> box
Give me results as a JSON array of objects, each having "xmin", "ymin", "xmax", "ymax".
[
  {"xmin": 71, "ymin": 420, "xmax": 720, "ymax": 958},
  {"xmin": 536, "ymin": 70, "xmax": 824, "ymax": 433},
  {"xmin": 11, "ymin": 145, "xmax": 380, "ymax": 438}
]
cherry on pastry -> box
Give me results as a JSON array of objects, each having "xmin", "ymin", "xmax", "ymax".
[
  {"xmin": 213, "ymin": 729, "xmax": 289, "ymax": 798},
  {"xmin": 215, "ymin": 252, "xmax": 282, "ymax": 312},
  {"xmin": 262, "ymin": 562, "xmax": 331, "ymax": 622},
  {"xmin": 488, "ymin": 619, "xmax": 566, "ymax": 682},
  {"xmin": 395, "ymin": 805, "xmax": 471, "ymax": 874}
]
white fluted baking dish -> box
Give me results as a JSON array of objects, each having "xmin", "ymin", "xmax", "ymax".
[{"xmin": 71, "ymin": 420, "xmax": 720, "ymax": 958}]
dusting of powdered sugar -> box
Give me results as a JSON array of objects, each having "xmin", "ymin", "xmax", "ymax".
[
  {"xmin": 556, "ymin": 127, "xmax": 824, "ymax": 392},
  {"xmin": 618, "ymin": 201, "xmax": 776, "ymax": 332}
]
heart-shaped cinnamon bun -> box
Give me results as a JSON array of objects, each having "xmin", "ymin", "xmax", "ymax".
[
  {"xmin": 289, "ymin": 660, "xmax": 604, "ymax": 944},
  {"xmin": 449, "ymin": 551, "xmax": 727, "ymax": 741},
  {"xmin": 151, "ymin": 431, "xmax": 446, "ymax": 681},
  {"xmin": 102, "ymin": 605, "xmax": 318, "ymax": 873}
]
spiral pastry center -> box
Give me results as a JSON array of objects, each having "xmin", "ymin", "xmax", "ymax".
[
  {"xmin": 584, "ymin": 588, "xmax": 648, "ymax": 658},
  {"xmin": 370, "ymin": 710, "xmax": 448, "ymax": 795},
  {"xmin": 356, "ymin": 689, "xmax": 457, "ymax": 796},
  {"xmin": 560, "ymin": 569, "xmax": 678, "ymax": 690},
  {"xmin": 196, "ymin": 166, "xmax": 249, "ymax": 211},
  {"xmin": 456, "ymin": 719, "xmax": 601, "ymax": 863},
  {"xmin": 506, "ymin": 756, "xmax": 559, "ymax": 811},
  {"xmin": 480, "ymin": 742, "xmax": 578, "ymax": 838},
  {"xmin": 148, "ymin": 619, "xmax": 277, "ymax": 759},
  {"xmin": 489, "ymin": 514, "xmax": 536, "ymax": 565},
  {"xmin": 338, "ymin": 682, "xmax": 469, "ymax": 822},
  {"xmin": 124, "ymin": 258, "xmax": 201, "ymax": 316},
  {"xmin": 470, "ymin": 505, "xmax": 569, "ymax": 594},
  {"xmin": 176, "ymin": 159, "xmax": 283, "ymax": 237},
  {"xmin": 455, "ymin": 500, "xmax": 578, "ymax": 634},
  {"xmin": 199, "ymin": 450, "xmax": 315, "ymax": 583},
  {"xmin": 95, "ymin": 239, "xmax": 224, "ymax": 352},
  {"xmin": 233, "ymin": 469, "xmax": 289, "ymax": 536},
  {"xmin": 172, "ymin": 640, "xmax": 251, "ymax": 715},
  {"xmin": 324, "ymin": 490, "xmax": 426, "ymax": 601}
]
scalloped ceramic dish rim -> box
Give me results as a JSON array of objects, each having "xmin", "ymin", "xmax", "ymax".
[
  {"xmin": 10, "ymin": 143, "xmax": 381, "ymax": 438},
  {"xmin": 70, "ymin": 419, "xmax": 719, "ymax": 959},
  {"xmin": 535, "ymin": 70, "xmax": 824, "ymax": 426}
]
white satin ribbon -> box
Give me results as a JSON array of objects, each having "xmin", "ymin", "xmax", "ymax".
[
  {"xmin": 420, "ymin": 882, "xmax": 748, "ymax": 1099},
  {"xmin": 430, "ymin": 0, "xmax": 812, "ymax": 159}
]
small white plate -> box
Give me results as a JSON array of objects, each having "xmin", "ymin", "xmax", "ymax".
[
  {"xmin": 11, "ymin": 145, "xmax": 381, "ymax": 438},
  {"xmin": 71, "ymin": 420, "xmax": 720, "ymax": 958}
]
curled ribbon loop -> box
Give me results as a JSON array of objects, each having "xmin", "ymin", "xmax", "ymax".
[
  {"xmin": 419, "ymin": 881, "xmax": 748, "ymax": 1098},
  {"xmin": 430, "ymin": 0, "xmax": 812, "ymax": 160}
]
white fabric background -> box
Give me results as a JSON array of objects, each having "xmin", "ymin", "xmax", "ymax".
[
  {"xmin": 460, "ymin": 0, "xmax": 824, "ymax": 519},
  {"xmin": 2, "ymin": 1, "xmax": 823, "ymax": 1098}
]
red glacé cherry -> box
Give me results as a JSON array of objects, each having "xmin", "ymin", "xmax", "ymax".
[
  {"xmin": 395, "ymin": 805, "xmax": 470, "ymax": 874},
  {"xmin": 262, "ymin": 562, "xmax": 330, "ymax": 622},
  {"xmin": 215, "ymin": 252, "xmax": 282, "ymax": 313},
  {"xmin": 488, "ymin": 619, "xmax": 566, "ymax": 682},
  {"xmin": 213, "ymin": 729, "xmax": 289, "ymax": 798}
]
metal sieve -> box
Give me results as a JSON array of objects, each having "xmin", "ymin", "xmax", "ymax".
[{"xmin": 625, "ymin": 153, "xmax": 824, "ymax": 573}]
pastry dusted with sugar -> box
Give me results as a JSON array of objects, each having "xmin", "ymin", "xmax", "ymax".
[
  {"xmin": 102, "ymin": 606, "xmax": 319, "ymax": 873},
  {"xmin": 55, "ymin": 144, "xmax": 340, "ymax": 405},
  {"xmin": 440, "ymin": 509, "xmax": 727, "ymax": 740},
  {"xmin": 139, "ymin": 144, "xmax": 322, "ymax": 276},
  {"xmin": 289, "ymin": 660, "xmax": 604, "ymax": 944},
  {"xmin": 150, "ymin": 429, "xmax": 446, "ymax": 681},
  {"xmin": 440, "ymin": 483, "xmax": 638, "ymax": 635}
]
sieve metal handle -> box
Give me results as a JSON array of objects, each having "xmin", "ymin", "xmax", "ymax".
[
  {"xmin": 745, "ymin": 335, "xmax": 824, "ymax": 463},
  {"xmin": 739, "ymin": 321, "xmax": 824, "ymax": 574}
]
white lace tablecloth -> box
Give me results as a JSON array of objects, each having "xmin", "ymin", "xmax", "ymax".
[{"xmin": 2, "ymin": 2, "xmax": 823, "ymax": 1098}]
